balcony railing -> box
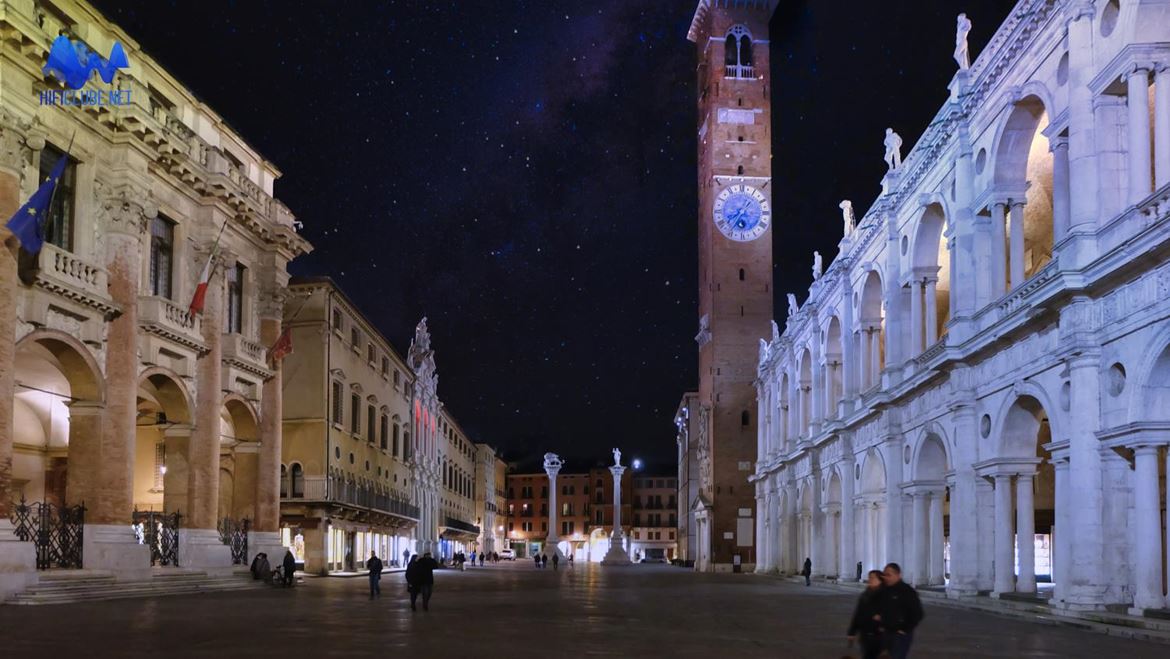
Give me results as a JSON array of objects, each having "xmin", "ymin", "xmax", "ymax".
[
  {"xmin": 725, "ymin": 64, "xmax": 754, "ymax": 79},
  {"xmin": 139, "ymin": 295, "xmax": 202, "ymax": 348},
  {"xmin": 34, "ymin": 243, "xmax": 112, "ymax": 310},
  {"xmin": 222, "ymin": 332, "xmax": 270, "ymax": 375},
  {"xmin": 282, "ymin": 475, "xmax": 419, "ymax": 520},
  {"xmin": 443, "ymin": 517, "xmax": 480, "ymax": 535}
]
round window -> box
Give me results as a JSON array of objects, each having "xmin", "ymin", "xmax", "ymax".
[
  {"xmin": 975, "ymin": 148, "xmax": 987, "ymax": 175},
  {"xmin": 980, "ymin": 414, "xmax": 991, "ymax": 439},
  {"xmin": 335, "ymin": 447, "xmax": 341, "ymax": 460},
  {"xmin": 1100, "ymin": 0, "xmax": 1120, "ymax": 38},
  {"xmin": 1106, "ymin": 363, "xmax": 1126, "ymax": 397}
]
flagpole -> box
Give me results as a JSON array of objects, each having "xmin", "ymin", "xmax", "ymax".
[{"xmin": 37, "ymin": 129, "xmax": 77, "ymax": 242}]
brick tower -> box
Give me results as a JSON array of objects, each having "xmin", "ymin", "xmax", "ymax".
[{"xmin": 687, "ymin": 0, "xmax": 777, "ymax": 571}]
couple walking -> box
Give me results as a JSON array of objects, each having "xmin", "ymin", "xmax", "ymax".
[
  {"xmin": 845, "ymin": 563, "xmax": 924, "ymax": 659},
  {"xmin": 404, "ymin": 552, "xmax": 438, "ymax": 611}
]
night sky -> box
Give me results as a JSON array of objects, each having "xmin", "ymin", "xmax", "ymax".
[{"xmin": 93, "ymin": 1, "xmax": 1017, "ymax": 468}]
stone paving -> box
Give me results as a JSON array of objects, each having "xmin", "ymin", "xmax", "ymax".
[{"xmin": 0, "ymin": 562, "xmax": 1166, "ymax": 658}]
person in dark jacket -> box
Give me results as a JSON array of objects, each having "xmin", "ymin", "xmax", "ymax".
[
  {"xmin": 282, "ymin": 549, "xmax": 297, "ymax": 587},
  {"xmin": 552, "ymin": 553, "xmax": 560, "ymax": 570},
  {"xmin": 877, "ymin": 563, "xmax": 924, "ymax": 659},
  {"xmin": 404, "ymin": 555, "xmax": 419, "ymax": 610},
  {"xmin": 412, "ymin": 552, "xmax": 438, "ymax": 611},
  {"xmin": 801, "ymin": 557, "xmax": 812, "ymax": 586},
  {"xmin": 366, "ymin": 551, "xmax": 383, "ymax": 599},
  {"xmin": 534, "ymin": 555, "xmax": 541, "ymax": 569},
  {"xmin": 541, "ymin": 553, "xmax": 548, "ymax": 569},
  {"xmin": 250, "ymin": 552, "xmax": 269, "ymax": 580},
  {"xmin": 847, "ymin": 570, "xmax": 886, "ymax": 659}
]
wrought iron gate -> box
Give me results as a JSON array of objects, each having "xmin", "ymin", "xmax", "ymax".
[
  {"xmin": 218, "ymin": 517, "xmax": 250, "ymax": 565},
  {"xmin": 132, "ymin": 510, "xmax": 181, "ymax": 566},
  {"xmin": 9, "ymin": 497, "xmax": 85, "ymax": 570}
]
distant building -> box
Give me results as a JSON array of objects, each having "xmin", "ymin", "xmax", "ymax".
[
  {"xmin": 629, "ymin": 475, "xmax": 679, "ymax": 562},
  {"xmin": 474, "ymin": 444, "xmax": 507, "ymax": 554},
  {"xmin": 675, "ymin": 392, "xmax": 700, "ymax": 567}
]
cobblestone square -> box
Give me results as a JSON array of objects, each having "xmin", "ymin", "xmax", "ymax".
[{"xmin": 0, "ymin": 564, "xmax": 1165, "ymax": 658}]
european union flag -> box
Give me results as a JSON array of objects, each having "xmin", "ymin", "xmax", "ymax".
[{"xmin": 5, "ymin": 154, "xmax": 67, "ymax": 255}]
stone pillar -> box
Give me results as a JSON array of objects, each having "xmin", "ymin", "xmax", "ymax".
[
  {"xmin": 1066, "ymin": 348, "xmax": 1105, "ymax": 608},
  {"xmin": 86, "ymin": 187, "xmax": 152, "ymax": 576},
  {"xmin": 1128, "ymin": 66, "xmax": 1153, "ymax": 203},
  {"xmin": 0, "ymin": 130, "xmax": 36, "ymax": 599},
  {"xmin": 1051, "ymin": 137, "xmax": 1071, "ymax": 245},
  {"xmin": 924, "ymin": 277, "xmax": 938, "ymax": 346},
  {"xmin": 1131, "ymin": 445, "xmax": 1164, "ymax": 612},
  {"xmin": 1052, "ymin": 455, "xmax": 1070, "ymax": 604},
  {"xmin": 859, "ymin": 330, "xmax": 871, "ymax": 390},
  {"xmin": 947, "ymin": 400, "xmax": 980, "ymax": 597},
  {"xmin": 993, "ymin": 474, "xmax": 1014, "ymax": 595},
  {"xmin": 602, "ymin": 460, "xmax": 630, "ymax": 566},
  {"xmin": 1156, "ymin": 66, "xmax": 1170, "ymax": 189},
  {"xmin": 909, "ymin": 279, "xmax": 923, "ymax": 356},
  {"xmin": 810, "ymin": 338, "xmax": 823, "ymax": 430},
  {"xmin": 975, "ymin": 478, "xmax": 995, "ymax": 591},
  {"xmin": 64, "ymin": 402, "xmax": 105, "ymax": 509},
  {"xmin": 1015, "ymin": 473, "xmax": 1036, "ymax": 593},
  {"xmin": 841, "ymin": 282, "xmax": 857, "ymax": 402},
  {"xmin": 1008, "ymin": 200, "xmax": 1026, "ymax": 288},
  {"xmin": 251, "ymin": 289, "xmax": 287, "ymax": 562},
  {"xmin": 839, "ymin": 461, "xmax": 855, "ymax": 580},
  {"xmin": 928, "ymin": 490, "xmax": 945, "ymax": 585},
  {"xmin": 182, "ymin": 244, "xmax": 231, "ymax": 569},
  {"xmin": 543, "ymin": 454, "xmax": 562, "ymax": 559},
  {"xmin": 990, "ymin": 202, "xmax": 1007, "ymax": 295},
  {"xmin": 881, "ymin": 440, "xmax": 904, "ymax": 570},
  {"xmin": 1066, "ymin": 3, "xmax": 1100, "ymax": 234},
  {"xmin": 162, "ymin": 425, "xmax": 191, "ymax": 515},
  {"xmin": 755, "ymin": 490, "xmax": 768, "ymax": 573},
  {"xmin": 911, "ymin": 491, "xmax": 929, "ymax": 586}
]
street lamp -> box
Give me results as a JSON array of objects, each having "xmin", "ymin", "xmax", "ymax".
[{"xmin": 632, "ymin": 459, "xmax": 643, "ymax": 471}]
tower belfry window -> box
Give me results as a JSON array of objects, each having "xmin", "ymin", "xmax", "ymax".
[{"xmin": 724, "ymin": 26, "xmax": 754, "ymax": 79}]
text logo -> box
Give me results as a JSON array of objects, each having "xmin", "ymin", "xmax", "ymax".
[{"xmin": 40, "ymin": 35, "xmax": 131, "ymax": 107}]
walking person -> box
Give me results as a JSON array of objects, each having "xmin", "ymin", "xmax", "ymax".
[
  {"xmin": 877, "ymin": 563, "xmax": 923, "ymax": 659},
  {"xmin": 541, "ymin": 553, "xmax": 548, "ymax": 569},
  {"xmin": 282, "ymin": 549, "xmax": 297, "ymax": 587},
  {"xmin": 479, "ymin": 552, "xmax": 485, "ymax": 567},
  {"xmin": 846, "ymin": 570, "xmax": 886, "ymax": 659},
  {"xmin": 552, "ymin": 553, "xmax": 559, "ymax": 571},
  {"xmin": 403, "ymin": 548, "xmax": 411, "ymax": 569},
  {"xmin": 534, "ymin": 554, "xmax": 541, "ymax": 569},
  {"xmin": 405, "ymin": 555, "xmax": 419, "ymax": 610},
  {"xmin": 567, "ymin": 553, "xmax": 573, "ymax": 569},
  {"xmin": 802, "ymin": 557, "xmax": 812, "ymax": 586},
  {"xmin": 367, "ymin": 551, "xmax": 383, "ymax": 599},
  {"xmin": 412, "ymin": 551, "xmax": 438, "ymax": 611}
]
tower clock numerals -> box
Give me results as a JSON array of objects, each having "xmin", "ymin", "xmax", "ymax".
[{"xmin": 713, "ymin": 184, "xmax": 771, "ymax": 242}]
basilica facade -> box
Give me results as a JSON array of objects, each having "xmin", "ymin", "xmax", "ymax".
[{"xmin": 754, "ymin": 0, "xmax": 1170, "ymax": 614}]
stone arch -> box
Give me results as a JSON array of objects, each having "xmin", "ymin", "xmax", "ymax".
[
  {"xmin": 1124, "ymin": 1, "xmax": 1170, "ymax": 44},
  {"xmin": 220, "ymin": 394, "xmax": 260, "ymax": 521},
  {"xmin": 912, "ymin": 427, "xmax": 950, "ymax": 482},
  {"xmin": 909, "ymin": 202, "xmax": 951, "ymax": 350},
  {"xmin": 824, "ymin": 316, "xmax": 843, "ymax": 416},
  {"xmin": 797, "ymin": 348, "xmax": 812, "ymax": 435},
  {"xmin": 858, "ymin": 269, "xmax": 885, "ymax": 389},
  {"xmin": 994, "ymin": 389, "xmax": 1055, "ymax": 460},
  {"xmin": 991, "ymin": 94, "xmax": 1055, "ymax": 282},
  {"xmin": 1131, "ymin": 326, "xmax": 1170, "ymax": 423},
  {"xmin": 13, "ymin": 330, "xmax": 105, "ymax": 506},
  {"xmin": 134, "ymin": 367, "xmax": 195, "ymax": 512},
  {"xmin": 859, "ymin": 449, "xmax": 886, "ymax": 494},
  {"xmin": 222, "ymin": 394, "xmax": 260, "ymax": 442}
]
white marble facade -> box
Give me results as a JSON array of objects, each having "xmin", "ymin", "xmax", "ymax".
[{"xmin": 753, "ymin": 0, "xmax": 1170, "ymax": 614}]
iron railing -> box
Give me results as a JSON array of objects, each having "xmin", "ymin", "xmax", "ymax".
[
  {"xmin": 443, "ymin": 517, "xmax": 480, "ymax": 535},
  {"xmin": 10, "ymin": 497, "xmax": 85, "ymax": 570},
  {"xmin": 283, "ymin": 475, "xmax": 420, "ymax": 520},
  {"xmin": 218, "ymin": 517, "xmax": 250, "ymax": 565},
  {"xmin": 133, "ymin": 509, "xmax": 181, "ymax": 566}
]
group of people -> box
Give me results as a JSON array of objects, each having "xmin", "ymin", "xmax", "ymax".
[
  {"xmin": 365, "ymin": 550, "xmax": 440, "ymax": 610},
  {"xmin": 532, "ymin": 552, "xmax": 572, "ymax": 570},
  {"xmin": 249, "ymin": 549, "xmax": 298, "ymax": 587}
]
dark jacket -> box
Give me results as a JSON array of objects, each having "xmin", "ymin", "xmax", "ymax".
[
  {"xmin": 877, "ymin": 581, "xmax": 924, "ymax": 633},
  {"xmin": 367, "ymin": 556, "xmax": 383, "ymax": 577},
  {"xmin": 847, "ymin": 588, "xmax": 884, "ymax": 637},
  {"xmin": 409, "ymin": 556, "xmax": 438, "ymax": 586},
  {"xmin": 801, "ymin": 559, "xmax": 812, "ymax": 577},
  {"xmin": 282, "ymin": 551, "xmax": 296, "ymax": 572}
]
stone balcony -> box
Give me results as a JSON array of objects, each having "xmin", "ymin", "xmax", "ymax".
[
  {"xmin": 33, "ymin": 243, "xmax": 116, "ymax": 316},
  {"xmin": 138, "ymin": 295, "xmax": 204, "ymax": 352},
  {"xmin": 221, "ymin": 332, "xmax": 272, "ymax": 379}
]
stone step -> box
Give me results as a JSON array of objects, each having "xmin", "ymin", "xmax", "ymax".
[
  {"xmin": 8, "ymin": 582, "xmax": 264, "ymax": 605},
  {"xmin": 6, "ymin": 569, "xmax": 265, "ymax": 605}
]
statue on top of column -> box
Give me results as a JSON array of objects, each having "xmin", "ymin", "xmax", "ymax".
[
  {"xmin": 612, "ymin": 447, "xmax": 622, "ymax": 467},
  {"xmin": 954, "ymin": 13, "xmax": 972, "ymax": 70},
  {"xmin": 839, "ymin": 200, "xmax": 855, "ymax": 236},
  {"xmin": 812, "ymin": 251, "xmax": 823, "ymax": 281},
  {"xmin": 543, "ymin": 453, "xmax": 563, "ymax": 470},
  {"xmin": 884, "ymin": 128, "xmax": 903, "ymax": 172}
]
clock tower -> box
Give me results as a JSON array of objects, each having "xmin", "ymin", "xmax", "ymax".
[{"xmin": 688, "ymin": 0, "xmax": 777, "ymax": 571}]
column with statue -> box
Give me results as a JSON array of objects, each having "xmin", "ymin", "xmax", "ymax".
[
  {"xmin": 601, "ymin": 448, "xmax": 632, "ymax": 565},
  {"xmin": 543, "ymin": 453, "xmax": 564, "ymax": 559}
]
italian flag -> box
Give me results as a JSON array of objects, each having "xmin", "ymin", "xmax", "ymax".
[{"xmin": 188, "ymin": 256, "xmax": 212, "ymax": 316}]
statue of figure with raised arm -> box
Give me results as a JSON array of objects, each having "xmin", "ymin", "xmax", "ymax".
[
  {"xmin": 612, "ymin": 447, "xmax": 622, "ymax": 467},
  {"xmin": 954, "ymin": 13, "xmax": 972, "ymax": 70},
  {"xmin": 787, "ymin": 293, "xmax": 798, "ymax": 318},
  {"xmin": 812, "ymin": 251, "xmax": 823, "ymax": 280},
  {"xmin": 839, "ymin": 200, "xmax": 855, "ymax": 236},
  {"xmin": 884, "ymin": 128, "xmax": 903, "ymax": 172}
]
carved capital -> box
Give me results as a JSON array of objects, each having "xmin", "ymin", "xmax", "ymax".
[
  {"xmin": 0, "ymin": 118, "xmax": 33, "ymax": 179},
  {"xmin": 95, "ymin": 180, "xmax": 156, "ymax": 237},
  {"xmin": 257, "ymin": 285, "xmax": 290, "ymax": 320}
]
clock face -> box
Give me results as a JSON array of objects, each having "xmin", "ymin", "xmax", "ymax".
[{"xmin": 713, "ymin": 185, "xmax": 771, "ymax": 242}]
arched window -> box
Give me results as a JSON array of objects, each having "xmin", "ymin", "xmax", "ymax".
[
  {"xmin": 291, "ymin": 463, "xmax": 304, "ymax": 498},
  {"xmin": 738, "ymin": 268, "xmax": 745, "ymax": 281},
  {"xmin": 280, "ymin": 464, "xmax": 288, "ymax": 498},
  {"xmin": 724, "ymin": 26, "xmax": 754, "ymax": 79}
]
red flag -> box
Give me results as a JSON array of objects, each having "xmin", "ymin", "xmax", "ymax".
[
  {"xmin": 267, "ymin": 327, "xmax": 293, "ymax": 365},
  {"xmin": 188, "ymin": 257, "xmax": 211, "ymax": 315}
]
